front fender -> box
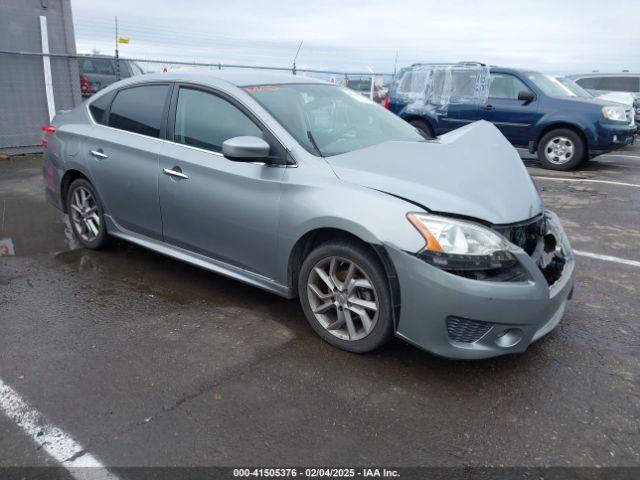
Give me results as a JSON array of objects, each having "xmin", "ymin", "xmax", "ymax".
[{"xmin": 275, "ymin": 172, "xmax": 426, "ymax": 286}]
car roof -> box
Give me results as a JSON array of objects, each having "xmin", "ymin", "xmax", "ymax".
[
  {"xmin": 567, "ymin": 72, "xmax": 640, "ymax": 78},
  {"xmin": 121, "ymin": 70, "xmax": 328, "ymax": 87}
]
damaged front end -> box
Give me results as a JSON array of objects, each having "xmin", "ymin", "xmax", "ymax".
[
  {"xmin": 436, "ymin": 211, "xmax": 571, "ymax": 287},
  {"xmin": 494, "ymin": 211, "xmax": 570, "ymax": 288}
]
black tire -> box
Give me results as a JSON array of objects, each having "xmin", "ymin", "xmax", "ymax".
[
  {"xmin": 409, "ymin": 119, "xmax": 435, "ymax": 139},
  {"xmin": 66, "ymin": 178, "xmax": 111, "ymax": 250},
  {"xmin": 298, "ymin": 239, "xmax": 394, "ymax": 353},
  {"xmin": 537, "ymin": 128, "xmax": 586, "ymax": 170}
]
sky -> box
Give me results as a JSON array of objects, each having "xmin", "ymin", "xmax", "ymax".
[{"xmin": 72, "ymin": 0, "xmax": 640, "ymax": 75}]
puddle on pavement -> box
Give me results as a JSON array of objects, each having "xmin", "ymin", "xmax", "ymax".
[{"xmin": 0, "ymin": 196, "xmax": 80, "ymax": 257}]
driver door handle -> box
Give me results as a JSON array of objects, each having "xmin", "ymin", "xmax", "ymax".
[{"xmin": 481, "ymin": 104, "xmax": 495, "ymax": 111}]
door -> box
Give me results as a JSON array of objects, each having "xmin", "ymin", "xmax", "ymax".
[
  {"xmin": 480, "ymin": 73, "xmax": 540, "ymax": 147},
  {"xmin": 158, "ymin": 86, "xmax": 285, "ymax": 278},
  {"xmin": 84, "ymin": 84, "xmax": 170, "ymax": 239},
  {"xmin": 435, "ymin": 69, "xmax": 482, "ymax": 134}
]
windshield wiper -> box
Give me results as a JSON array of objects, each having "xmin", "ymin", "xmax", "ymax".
[{"xmin": 307, "ymin": 130, "xmax": 323, "ymax": 157}]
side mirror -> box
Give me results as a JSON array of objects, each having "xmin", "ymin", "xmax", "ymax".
[
  {"xmin": 518, "ymin": 90, "xmax": 535, "ymax": 104},
  {"xmin": 222, "ymin": 136, "xmax": 270, "ymax": 161}
]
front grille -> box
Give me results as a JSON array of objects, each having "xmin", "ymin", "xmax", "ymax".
[{"xmin": 446, "ymin": 316, "xmax": 492, "ymax": 343}]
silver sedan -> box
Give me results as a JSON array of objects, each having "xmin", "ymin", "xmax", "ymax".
[{"xmin": 42, "ymin": 71, "xmax": 575, "ymax": 359}]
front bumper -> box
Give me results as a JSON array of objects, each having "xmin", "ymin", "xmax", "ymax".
[
  {"xmin": 388, "ymin": 211, "xmax": 575, "ymax": 360},
  {"xmin": 589, "ymin": 123, "xmax": 636, "ymax": 156}
]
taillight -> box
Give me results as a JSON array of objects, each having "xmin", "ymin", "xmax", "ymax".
[
  {"xmin": 42, "ymin": 125, "xmax": 56, "ymax": 148},
  {"xmin": 383, "ymin": 96, "xmax": 390, "ymax": 109},
  {"xmin": 80, "ymin": 75, "xmax": 93, "ymax": 94}
]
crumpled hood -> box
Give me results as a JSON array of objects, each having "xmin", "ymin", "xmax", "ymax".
[{"xmin": 325, "ymin": 121, "xmax": 543, "ymax": 225}]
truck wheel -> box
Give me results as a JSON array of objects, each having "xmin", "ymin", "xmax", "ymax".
[
  {"xmin": 298, "ymin": 240, "xmax": 394, "ymax": 353},
  {"xmin": 409, "ymin": 119, "xmax": 435, "ymax": 139},
  {"xmin": 537, "ymin": 129, "xmax": 586, "ymax": 170}
]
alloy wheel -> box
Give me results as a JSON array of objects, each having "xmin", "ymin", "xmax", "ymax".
[
  {"xmin": 306, "ymin": 256, "xmax": 379, "ymax": 341},
  {"xmin": 69, "ymin": 186, "xmax": 101, "ymax": 242},
  {"xmin": 544, "ymin": 136, "xmax": 575, "ymax": 165}
]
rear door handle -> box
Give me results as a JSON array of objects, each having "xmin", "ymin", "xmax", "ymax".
[
  {"xmin": 163, "ymin": 168, "xmax": 189, "ymax": 179},
  {"xmin": 89, "ymin": 149, "xmax": 108, "ymax": 159},
  {"xmin": 481, "ymin": 104, "xmax": 495, "ymax": 111}
]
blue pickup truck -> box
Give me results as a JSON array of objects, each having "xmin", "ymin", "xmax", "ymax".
[{"xmin": 386, "ymin": 66, "xmax": 637, "ymax": 170}]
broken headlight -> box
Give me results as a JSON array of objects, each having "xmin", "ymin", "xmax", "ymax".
[{"xmin": 407, "ymin": 213, "xmax": 516, "ymax": 271}]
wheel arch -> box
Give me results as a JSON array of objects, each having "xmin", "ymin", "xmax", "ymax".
[
  {"xmin": 287, "ymin": 227, "xmax": 401, "ymax": 330},
  {"xmin": 401, "ymin": 114, "xmax": 436, "ymax": 135},
  {"xmin": 59, "ymin": 169, "xmax": 90, "ymax": 213},
  {"xmin": 534, "ymin": 122, "xmax": 588, "ymax": 153}
]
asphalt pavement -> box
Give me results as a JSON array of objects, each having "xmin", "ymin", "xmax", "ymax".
[{"xmin": 0, "ymin": 145, "xmax": 639, "ymax": 474}]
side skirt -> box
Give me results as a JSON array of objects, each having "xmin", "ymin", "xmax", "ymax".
[{"xmin": 104, "ymin": 215, "xmax": 294, "ymax": 299}]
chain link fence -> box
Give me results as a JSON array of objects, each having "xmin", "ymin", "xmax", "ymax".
[{"xmin": 0, "ymin": 49, "xmax": 392, "ymax": 154}]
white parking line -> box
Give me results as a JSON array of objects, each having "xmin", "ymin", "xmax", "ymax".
[
  {"xmin": 599, "ymin": 154, "xmax": 640, "ymax": 160},
  {"xmin": 575, "ymin": 250, "xmax": 640, "ymax": 268},
  {"xmin": 532, "ymin": 175, "xmax": 640, "ymax": 189},
  {"xmin": 0, "ymin": 377, "xmax": 117, "ymax": 479}
]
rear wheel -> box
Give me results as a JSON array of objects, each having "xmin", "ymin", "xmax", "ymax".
[
  {"xmin": 537, "ymin": 128, "xmax": 586, "ymax": 170},
  {"xmin": 298, "ymin": 240, "xmax": 393, "ymax": 353},
  {"xmin": 66, "ymin": 178, "xmax": 110, "ymax": 249},
  {"xmin": 409, "ymin": 119, "xmax": 435, "ymax": 139}
]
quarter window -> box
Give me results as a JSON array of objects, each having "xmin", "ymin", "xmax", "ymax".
[
  {"xmin": 108, "ymin": 85, "xmax": 169, "ymax": 138},
  {"xmin": 88, "ymin": 91, "xmax": 115, "ymax": 125},
  {"xmin": 489, "ymin": 74, "xmax": 531, "ymax": 99},
  {"xmin": 174, "ymin": 88, "xmax": 262, "ymax": 153},
  {"xmin": 574, "ymin": 77, "xmax": 600, "ymax": 89}
]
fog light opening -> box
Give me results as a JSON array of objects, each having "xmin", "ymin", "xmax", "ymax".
[{"xmin": 495, "ymin": 328, "xmax": 523, "ymax": 348}]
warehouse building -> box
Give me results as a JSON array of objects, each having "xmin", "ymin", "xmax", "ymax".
[{"xmin": 0, "ymin": 0, "xmax": 80, "ymax": 154}]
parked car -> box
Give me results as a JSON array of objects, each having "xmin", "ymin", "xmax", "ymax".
[
  {"xmin": 344, "ymin": 77, "xmax": 385, "ymax": 103},
  {"xmin": 78, "ymin": 55, "xmax": 145, "ymax": 97},
  {"xmin": 567, "ymin": 72, "xmax": 640, "ymax": 123},
  {"xmin": 42, "ymin": 71, "xmax": 575, "ymax": 359},
  {"xmin": 387, "ymin": 66, "xmax": 637, "ymax": 170},
  {"xmin": 556, "ymin": 76, "xmax": 636, "ymax": 115}
]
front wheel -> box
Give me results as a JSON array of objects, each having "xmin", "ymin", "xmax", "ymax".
[
  {"xmin": 537, "ymin": 128, "xmax": 586, "ymax": 170},
  {"xmin": 298, "ymin": 240, "xmax": 394, "ymax": 353}
]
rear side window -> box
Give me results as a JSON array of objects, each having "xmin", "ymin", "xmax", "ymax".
[
  {"xmin": 489, "ymin": 74, "xmax": 530, "ymax": 99},
  {"xmin": 88, "ymin": 91, "xmax": 115, "ymax": 125},
  {"xmin": 596, "ymin": 76, "xmax": 639, "ymax": 92},
  {"xmin": 174, "ymin": 88, "xmax": 262, "ymax": 152},
  {"xmin": 79, "ymin": 58, "xmax": 115, "ymax": 75},
  {"xmin": 398, "ymin": 70, "xmax": 427, "ymax": 95},
  {"xmin": 108, "ymin": 85, "xmax": 169, "ymax": 137}
]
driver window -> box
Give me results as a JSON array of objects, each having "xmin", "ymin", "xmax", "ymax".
[
  {"xmin": 174, "ymin": 88, "xmax": 262, "ymax": 153},
  {"xmin": 489, "ymin": 74, "xmax": 530, "ymax": 99}
]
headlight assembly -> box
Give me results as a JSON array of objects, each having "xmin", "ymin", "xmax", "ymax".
[
  {"xmin": 407, "ymin": 213, "xmax": 516, "ymax": 271},
  {"xmin": 602, "ymin": 105, "xmax": 628, "ymax": 122}
]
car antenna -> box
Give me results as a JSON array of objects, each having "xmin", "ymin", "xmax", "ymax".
[{"xmin": 292, "ymin": 40, "xmax": 303, "ymax": 76}]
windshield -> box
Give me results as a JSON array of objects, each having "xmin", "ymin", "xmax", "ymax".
[
  {"xmin": 245, "ymin": 84, "xmax": 424, "ymax": 156},
  {"xmin": 556, "ymin": 77, "xmax": 592, "ymax": 98},
  {"xmin": 526, "ymin": 73, "xmax": 576, "ymax": 97}
]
